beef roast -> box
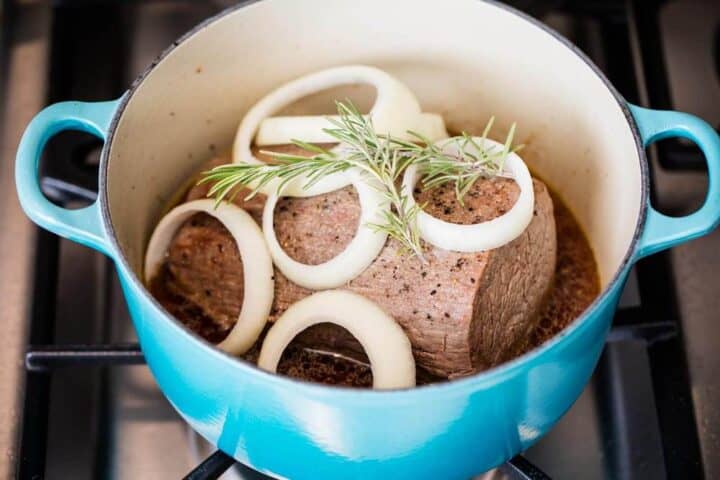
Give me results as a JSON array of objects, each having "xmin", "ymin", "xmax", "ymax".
[{"xmin": 154, "ymin": 148, "xmax": 557, "ymax": 378}]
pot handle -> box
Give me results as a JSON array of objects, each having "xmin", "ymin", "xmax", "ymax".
[
  {"xmin": 15, "ymin": 99, "xmax": 121, "ymax": 256},
  {"xmin": 630, "ymin": 104, "xmax": 720, "ymax": 259}
]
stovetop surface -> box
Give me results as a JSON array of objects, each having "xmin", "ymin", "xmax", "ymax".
[{"xmin": 1, "ymin": 1, "xmax": 718, "ymax": 479}]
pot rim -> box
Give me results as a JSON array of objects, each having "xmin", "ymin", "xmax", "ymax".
[{"xmin": 99, "ymin": 0, "xmax": 648, "ymax": 399}]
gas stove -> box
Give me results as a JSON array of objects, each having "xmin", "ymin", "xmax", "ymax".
[{"xmin": 0, "ymin": 1, "xmax": 718, "ymax": 478}]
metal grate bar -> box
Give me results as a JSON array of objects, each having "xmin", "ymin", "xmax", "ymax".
[
  {"xmin": 501, "ymin": 455, "xmax": 552, "ymax": 480},
  {"xmin": 628, "ymin": 0, "xmax": 711, "ymax": 170},
  {"xmin": 606, "ymin": 321, "xmax": 678, "ymax": 345},
  {"xmin": 25, "ymin": 344, "xmax": 144, "ymax": 371},
  {"xmin": 184, "ymin": 450, "xmax": 236, "ymax": 480}
]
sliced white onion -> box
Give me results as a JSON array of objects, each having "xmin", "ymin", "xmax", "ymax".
[
  {"xmin": 255, "ymin": 112, "xmax": 448, "ymax": 146},
  {"xmin": 233, "ymin": 65, "xmax": 426, "ymax": 197},
  {"xmin": 144, "ymin": 199, "xmax": 274, "ymax": 355},
  {"xmin": 402, "ymin": 137, "xmax": 535, "ymax": 252},
  {"xmin": 257, "ymin": 290, "xmax": 416, "ymax": 389},
  {"xmin": 262, "ymin": 170, "xmax": 388, "ymax": 290}
]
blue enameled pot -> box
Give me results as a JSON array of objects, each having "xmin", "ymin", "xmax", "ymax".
[{"xmin": 15, "ymin": 0, "xmax": 720, "ymax": 478}]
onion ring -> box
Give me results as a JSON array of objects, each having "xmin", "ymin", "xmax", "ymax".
[
  {"xmin": 233, "ymin": 65, "xmax": 426, "ymax": 197},
  {"xmin": 255, "ymin": 112, "xmax": 448, "ymax": 146},
  {"xmin": 262, "ymin": 169, "xmax": 388, "ymax": 289},
  {"xmin": 144, "ymin": 199, "xmax": 274, "ymax": 355},
  {"xmin": 257, "ymin": 290, "xmax": 416, "ymax": 389},
  {"xmin": 402, "ymin": 137, "xmax": 535, "ymax": 252}
]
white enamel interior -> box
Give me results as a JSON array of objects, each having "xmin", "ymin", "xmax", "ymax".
[{"xmin": 106, "ymin": 0, "xmax": 642, "ymax": 288}]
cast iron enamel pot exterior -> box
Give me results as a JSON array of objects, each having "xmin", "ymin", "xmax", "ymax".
[{"xmin": 15, "ymin": 1, "xmax": 720, "ymax": 478}]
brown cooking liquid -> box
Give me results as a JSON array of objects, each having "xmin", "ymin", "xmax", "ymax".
[
  {"xmin": 150, "ymin": 185, "xmax": 599, "ymax": 389},
  {"xmin": 531, "ymin": 190, "xmax": 600, "ymax": 347}
]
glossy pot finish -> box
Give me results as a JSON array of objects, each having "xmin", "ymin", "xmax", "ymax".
[{"xmin": 15, "ymin": 1, "xmax": 720, "ymax": 478}]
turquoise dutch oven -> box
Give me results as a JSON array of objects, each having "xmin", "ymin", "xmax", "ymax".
[{"xmin": 15, "ymin": 0, "xmax": 720, "ymax": 478}]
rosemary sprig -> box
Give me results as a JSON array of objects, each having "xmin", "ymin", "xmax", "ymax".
[
  {"xmin": 200, "ymin": 149, "xmax": 351, "ymax": 203},
  {"xmin": 199, "ymin": 100, "xmax": 520, "ymax": 258},
  {"xmin": 410, "ymin": 120, "xmax": 521, "ymax": 207}
]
